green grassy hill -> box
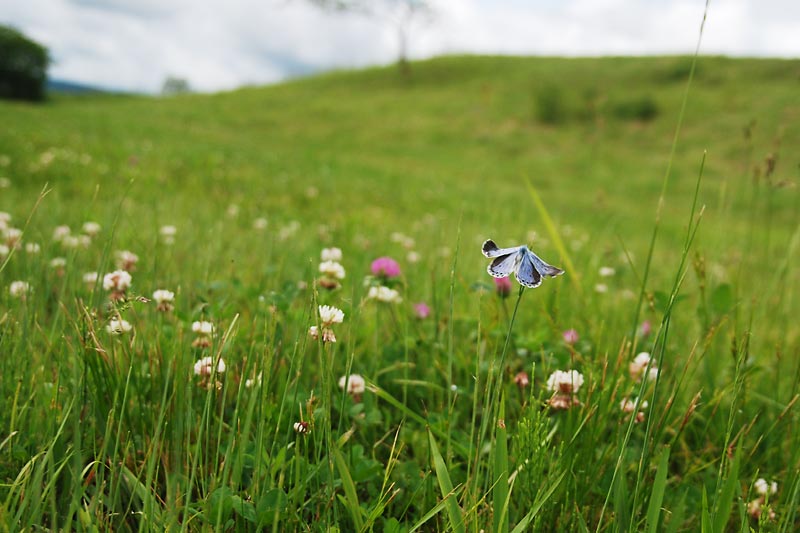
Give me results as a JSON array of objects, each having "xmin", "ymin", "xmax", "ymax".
[{"xmin": 1, "ymin": 55, "xmax": 799, "ymax": 531}]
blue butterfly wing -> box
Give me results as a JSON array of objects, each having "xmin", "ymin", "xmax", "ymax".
[
  {"xmin": 488, "ymin": 252, "xmax": 518, "ymax": 278},
  {"xmin": 528, "ymin": 250, "xmax": 564, "ymax": 278},
  {"xmin": 515, "ymin": 251, "xmax": 542, "ymax": 288},
  {"xmin": 482, "ymin": 239, "xmax": 522, "ymax": 258}
]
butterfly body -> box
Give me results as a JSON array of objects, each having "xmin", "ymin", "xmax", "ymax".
[{"xmin": 482, "ymin": 239, "xmax": 564, "ymax": 288}]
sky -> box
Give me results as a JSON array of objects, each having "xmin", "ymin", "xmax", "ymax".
[{"xmin": 1, "ymin": 0, "xmax": 799, "ymax": 93}]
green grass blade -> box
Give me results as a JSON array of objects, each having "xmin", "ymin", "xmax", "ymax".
[
  {"xmin": 333, "ymin": 447, "xmax": 365, "ymax": 532},
  {"xmin": 510, "ymin": 469, "xmax": 567, "ymax": 533},
  {"xmin": 645, "ymin": 446, "xmax": 671, "ymax": 533},
  {"xmin": 428, "ymin": 429, "xmax": 464, "ymax": 533},
  {"xmin": 493, "ymin": 398, "xmax": 509, "ymax": 533}
]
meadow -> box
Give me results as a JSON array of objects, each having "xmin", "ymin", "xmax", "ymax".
[{"xmin": 0, "ymin": 55, "xmax": 799, "ymax": 531}]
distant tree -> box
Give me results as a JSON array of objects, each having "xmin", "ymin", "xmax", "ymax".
[
  {"xmin": 161, "ymin": 76, "xmax": 192, "ymax": 96},
  {"xmin": 0, "ymin": 25, "xmax": 50, "ymax": 101},
  {"xmin": 307, "ymin": 0, "xmax": 433, "ymax": 72}
]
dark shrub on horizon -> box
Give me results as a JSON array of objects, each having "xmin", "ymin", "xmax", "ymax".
[{"xmin": 0, "ymin": 25, "xmax": 50, "ymax": 102}]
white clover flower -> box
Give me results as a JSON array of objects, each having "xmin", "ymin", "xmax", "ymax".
[
  {"xmin": 407, "ymin": 251, "xmax": 420, "ymax": 263},
  {"xmin": 52, "ymin": 225, "xmax": 71, "ymax": 241},
  {"xmin": 4, "ymin": 227, "xmax": 22, "ymax": 247},
  {"xmin": 152, "ymin": 289, "xmax": 175, "ymax": 304},
  {"xmin": 83, "ymin": 271, "xmax": 99, "ymax": 285},
  {"xmin": 594, "ymin": 283, "xmax": 609, "ymax": 293},
  {"xmin": 49, "ymin": 257, "xmax": 66, "ymax": 269},
  {"xmin": 245, "ymin": 373, "xmax": 262, "ymax": 388},
  {"xmin": 252, "ymin": 217, "xmax": 268, "ymax": 230},
  {"xmin": 160, "ymin": 225, "xmax": 177, "ymax": 244},
  {"xmin": 193, "ymin": 356, "xmax": 226, "ymax": 376},
  {"xmin": 192, "ymin": 320, "xmax": 215, "ymax": 336},
  {"xmin": 321, "ymin": 247, "xmax": 342, "ymax": 262},
  {"xmin": 103, "ymin": 270, "xmax": 132, "ymax": 292},
  {"xmin": 25, "ymin": 242, "xmax": 41, "ymax": 254},
  {"xmin": 338, "ymin": 374, "xmax": 366, "ymax": 396},
  {"xmin": 754, "ymin": 478, "xmax": 778, "ymax": 496},
  {"xmin": 367, "ymin": 286, "xmax": 402, "ymax": 304},
  {"xmin": 319, "ymin": 260, "xmax": 346, "ymax": 280},
  {"xmin": 0, "ymin": 212, "xmax": 10, "ymax": 225},
  {"xmin": 318, "ymin": 305, "xmax": 344, "ymax": 326},
  {"xmin": 226, "ymin": 204, "xmax": 240, "ymax": 218},
  {"xmin": 0, "ymin": 244, "xmax": 9, "ymax": 258},
  {"xmin": 9, "ymin": 280, "xmax": 30, "ymax": 298},
  {"xmin": 308, "ymin": 325, "xmax": 319, "ymax": 339},
  {"xmin": 629, "ymin": 352, "xmax": 659, "ymax": 382},
  {"xmin": 0, "ymin": 177, "xmax": 9, "ymax": 189},
  {"xmin": 620, "ymin": 397, "xmax": 649, "ymax": 413},
  {"xmin": 106, "ymin": 318, "xmax": 132, "ymax": 334},
  {"xmin": 546, "ymin": 370, "xmax": 584, "ymax": 394},
  {"xmin": 82, "ymin": 221, "xmax": 101, "ymax": 237},
  {"xmin": 278, "ymin": 221, "xmax": 300, "ymax": 241},
  {"xmin": 116, "ymin": 250, "xmax": 139, "ymax": 270},
  {"xmin": 599, "ymin": 266, "xmax": 616, "ymax": 277}
]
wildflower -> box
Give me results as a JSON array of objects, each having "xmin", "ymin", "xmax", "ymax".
[
  {"xmin": 594, "ymin": 283, "xmax": 608, "ymax": 293},
  {"xmin": 9, "ymin": 280, "xmax": 30, "ymax": 299},
  {"xmin": 599, "ymin": 266, "xmax": 616, "ymax": 277},
  {"xmin": 25, "ymin": 242, "xmax": 41, "ymax": 254},
  {"xmin": 278, "ymin": 221, "xmax": 300, "ymax": 241},
  {"xmin": 367, "ymin": 285, "xmax": 402, "ymax": 303},
  {"xmin": 339, "ymin": 374, "xmax": 366, "ymax": 400},
  {"xmin": 103, "ymin": 270, "xmax": 132, "ymax": 300},
  {"xmin": 629, "ymin": 352, "xmax": 659, "ymax": 382},
  {"xmin": 748, "ymin": 480, "xmax": 778, "ymax": 521},
  {"xmin": 160, "ymin": 225, "xmax": 177, "ymax": 244},
  {"xmin": 193, "ymin": 356, "xmax": 226, "ymax": 376},
  {"xmin": 83, "ymin": 271, "xmax": 99, "ymax": 286},
  {"xmin": 4, "ymin": 227, "xmax": 22, "ymax": 248},
  {"xmin": 371, "ymin": 256, "xmax": 401, "ymax": 278},
  {"xmin": 252, "ymin": 217, "xmax": 268, "ymax": 230},
  {"xmin": 639, "ymin": 320, "xmax": 652, "ymax": 337},
  {"xmin": 0, "ymin": 244, "xmax": 9, "ymax": 258},
  {"xmin": 414, "ymin": 302, "xmax": 430, "ymax": 319},
  {"xmin": 61, "ymin": 235, "xmax": 90, "ymax": 249},
  {"xmin": 116, "ymin": 250, "xmax": 139, "ymax": 272},
  {"xmin": 754, "ymin": 479, "xmax": 778, "ymax": 497},
  {"xmin": 321, "ymin": 247, "xmax": 342, "ymax": 262},
  {"xmin": 0, "ymin": 177, "xmax": 9, "ymax": 188},
  {"xmin": 390, "ymin": 232, "xmax": 415, "ymax": 249},
  {"xmin": 293, "ymin": 421, "xmax": 310, "ymax": 434},
  {"xmin": 318, "ymin": 260, "xmax": 346, "ymax": 289},
  {"xmin": 318, "ymin": 305, "xmax": 344, "ymax": 326},
  {"xmin": 547, "ymin": 370, "xmax": 584, "ymax": 394},
  {"xmin": 494, "ymin": 276, "xmax": 512, "ymax": 297},
  {"xmin": 52, "ymin": 225, "xmax": 71, "ymax": 242},
  {"xmin": 313, "ymin": 306, "xmax": 344, "ymax": 343},
  {"xmin": 407, "ymin": 251, "xmax": 420, "ymax": 263},
  {"xmin": 226, "ymin": 204, "xmax": 240, "ymax": 218},
  {"xmin": 152, "ymin": 289, "xmax": 175, "ymax": 312},
  {"xmin": 620, "ymin": 397, "xmax": 648, "ymax": 423},
  {"xmin": 106, "ymin": 318, "xmax": 132, "ymax": 334},
  {"xmin": 192, "ymin": 325, "xmax": 215, "ymax": 346},
  {"xmin": 514, "ymin": 371, "xmax": 530, "ymax": 389},
  {"xmin": 245, "ymin": 373, "xmax": 262, "ymax": 388},
  {"xmin": 546, "ymin": 370, "xmax": 584, "ymax": 410},
  {"xmin": 82, "ymin": 221, "xmax": 101, "ymax": 237},
  {"xmin": 50, "ymin": 257, "xmax": 67, "ymax": 277},
  {"xmin": 562, "ymin": 328, "xmax": 579, "ymax": 344}
]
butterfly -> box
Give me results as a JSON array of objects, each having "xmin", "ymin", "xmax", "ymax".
[{"xmin": 482, "ymin": 239, "xmax": 564, "ymax": 288}]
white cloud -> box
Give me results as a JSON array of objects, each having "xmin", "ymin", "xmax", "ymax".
[{"xmin": 1, "ymin": 0, "xmax": 798, "ymax": 93}]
